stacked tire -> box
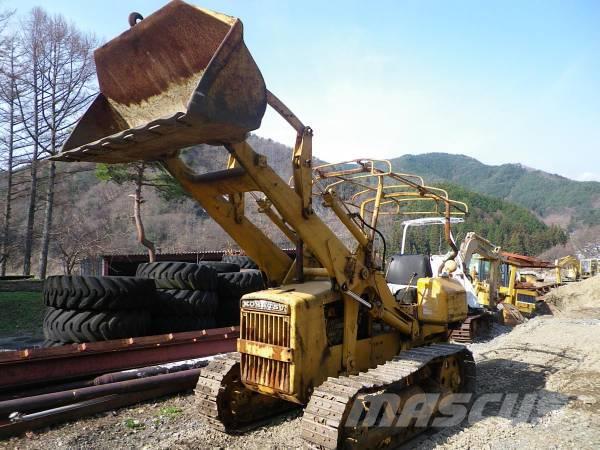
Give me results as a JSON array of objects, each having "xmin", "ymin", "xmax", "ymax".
[
  {"xmin": 40, "ymin": 256, "xmax": 267, "ymax": 345},
  {"xmin": 136, "ymin": 262, "xmax": 221, "ymax": 334},
  {"xmin": 216, "ymin": 256, "xmax": 265, "ymax": 327},
  {"xmin": 42, "ymin": 275, "xmax": 155, "ymax": 346},
  {"xmin": 222, "ymin": 254, "xmax": 259, "ymax": 270}
]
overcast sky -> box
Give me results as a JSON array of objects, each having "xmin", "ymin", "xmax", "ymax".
[{"xmin": 5, "ymin": 0, "xmax": 600, "ymax": 181}]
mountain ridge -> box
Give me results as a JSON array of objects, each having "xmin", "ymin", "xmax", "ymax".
[
  {"xmin": 389, "ymin": 152, "xmax": 600, "ymax": 229},
  {"xmin": 0, "ymin": 138, "xmax": 593, "ymax": 275}
]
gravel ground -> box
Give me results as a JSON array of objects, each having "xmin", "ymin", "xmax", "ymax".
[{"xmin": 2, "ymin": 278, "xmax": 600, "ymax": 449}]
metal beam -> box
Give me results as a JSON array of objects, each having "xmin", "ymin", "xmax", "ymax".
[{"xmin": 0, "ymin": 327, "xmax": 238, "ymax": 391}]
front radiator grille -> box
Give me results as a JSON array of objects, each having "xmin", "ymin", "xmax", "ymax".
[
  {"xmin": 240, "ymin": 310, "xmax": 291, "ymax": 393},
  {"xmin": 240, "ymin": 311, "xmax": 290, "ymax": 346},
  {"xmin": 241, "ymin": 354, "xmax": 290, "ymax": 392}
]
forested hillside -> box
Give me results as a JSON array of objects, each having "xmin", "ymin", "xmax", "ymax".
[
  {"xmin": 0, "ymin": 135, "xmax": 571, "ymax": 275},
  {"xmin": 0, "ymin": 135, "xmax": 313, "ymax": 276},
  {"xmin": 391, "ymin": 153, "xmax": 600, "ymax": 229},
  {"xmin": 392, "ymin": 183, "xmax": 567, "ymax": 256}
]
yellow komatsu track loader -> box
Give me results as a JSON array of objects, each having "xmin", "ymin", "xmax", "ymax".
[{"xmin": 55, "ymin": 2, "xmax": 475, "ymax": 447}]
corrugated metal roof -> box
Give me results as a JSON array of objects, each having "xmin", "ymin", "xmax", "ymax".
[
  {"xmin": 100, "ymin": 250, "xmax": 228, "ymax": 257},
  {"xmin": 100, "ymin": 248, "xmax": 296, "ymax": 258}
]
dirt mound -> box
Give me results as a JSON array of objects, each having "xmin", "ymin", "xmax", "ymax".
[{"xmin": 545, "ymin": 275, "xmax": 600, "ymax": 311}]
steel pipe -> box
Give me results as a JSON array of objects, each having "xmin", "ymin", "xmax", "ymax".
[{"xmin": 0, "ymin": 369, "xmax": 200, "ymax": 417}]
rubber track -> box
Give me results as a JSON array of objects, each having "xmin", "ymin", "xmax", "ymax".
[
  {"xmin": 155, "ymin": 290, "xmax": 218, "ymax": 316},
  {"xmin": 136, "ymin": 262, "xmax": 217, "ymax": 291},
  {"xmin": 450, "ymin": 313, "xmax": 492, "ymax": 343},
  {"xmin": 216, "ymin": 270, "xmax": 265, "ymax": 299},
  {"xmin": 43, "ymin": 276, "xmax": 156, "ymax": 311},
  {"xmin": 43, "ymin": 307, "xmax": 151, "ymax": 343},
  {"xmin": 301, "ymin": 343, "xmax": 475, "ymax": 449},
  {"xmin": 222, "ymin": 255, "xmax": 258, "ymax": 270}
]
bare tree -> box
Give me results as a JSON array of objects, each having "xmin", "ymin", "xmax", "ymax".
[
  {"xmin": 0, "ymin": 7, "xmax": 17, "ymax": 274},
  {"xmin": 15, "ymin": 7, "xmax": 47, "ymax": 276},
  {"xmin": 34, "ymin": 13, "xmax": 96, "ymax": 278},
  {"xmin": 0, "ymin": 37, "xmax": 20, "ymax": 274},
  {"xmin": 6, "ymin": 8, "xmax": 95, "ymax": 277},
  {"xmin": 52, "ymin": 207, "xmax": 111, "ymax": 274}
]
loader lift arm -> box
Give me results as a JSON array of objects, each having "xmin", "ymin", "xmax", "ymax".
[{"xmin": 161, "ymin": 106, "xmax": 420, "ymax": 371}]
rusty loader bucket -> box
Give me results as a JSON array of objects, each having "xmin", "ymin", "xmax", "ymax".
[{"xmin": 55, "ymin": 0, "xmax": 266, "ymax": 164}]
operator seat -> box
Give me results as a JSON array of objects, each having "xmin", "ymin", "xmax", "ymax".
[{"xmin": 386, "ymin": 254, "xmax": 433, "ymax": 304}]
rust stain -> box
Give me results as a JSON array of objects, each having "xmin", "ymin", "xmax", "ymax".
[{"xmin": 95, "ymin": 0, "xmax": 231, "ymax": 105}]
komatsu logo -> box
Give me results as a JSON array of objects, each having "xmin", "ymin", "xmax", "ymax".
[{"xmin": 241, "ymin": 299, "xmax": 288, "ymax": 314}]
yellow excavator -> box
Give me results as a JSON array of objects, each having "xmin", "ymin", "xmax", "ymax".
[
  {"xmin": 54, "ymin": 2, "xmax": 475, "ymax": 447},
  {"xmin": 555, "ymin": 255, "xmax": 581, "ymax": 283},
  {"xmin": 448, "ymin": 232, "xmax": 502, "ymax": 342}
]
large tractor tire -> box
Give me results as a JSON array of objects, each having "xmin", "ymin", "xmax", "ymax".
[
  {"xmin": 155, "ymin": 290, "xmax": 218, "ymax": 316},
  {"xmin": 43, "ymin": 307, "xmax": 150, "ymax": 343},
  {"xmin": 221, "ymin": 255, "xmax": 258, "ymax": 270},
  {"xmin": 149, "ymin": 315, "xmax": 216, "ymax": 334},
  {"xmin": 43, "ymin": 275, "xmax": 156, "ymax": 311},
  {"xmin": 216, "ymin": 297, "xmax": 241, "ymax": 327},
  {"xmin": 136, "ymin": 262, "xmax": 217, "ymax": 291},
  {"xmin": 197, "ymin": 261, "xmax": 240, "ymax": 273},
  {"xmin": 41, "ymin": 340, "xmax": 65, "ymax": 348},
  {"xmin": 216, "ymin": 270, "xmax": 265, "ymax": 299}
]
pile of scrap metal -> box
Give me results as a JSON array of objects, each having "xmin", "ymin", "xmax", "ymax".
[
  {"xmin": 0, "ymin": 327, "xmax": 237, "ymax": 438},
  {"xmin": 499, "ymin": 251, "xmax": 561, "ymax": 315}
]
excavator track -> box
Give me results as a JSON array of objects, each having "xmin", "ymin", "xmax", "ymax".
[
  {"xmin": 301, "ymin": 343, "xmax": 475, "ymax": 449},
  {"xmin": 450, "ymin": 313, "xmax": 493, "ymax": 343},
  {"xmin": 196, "ymin": 352, "xmax": 297, "ymax": 432}
]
